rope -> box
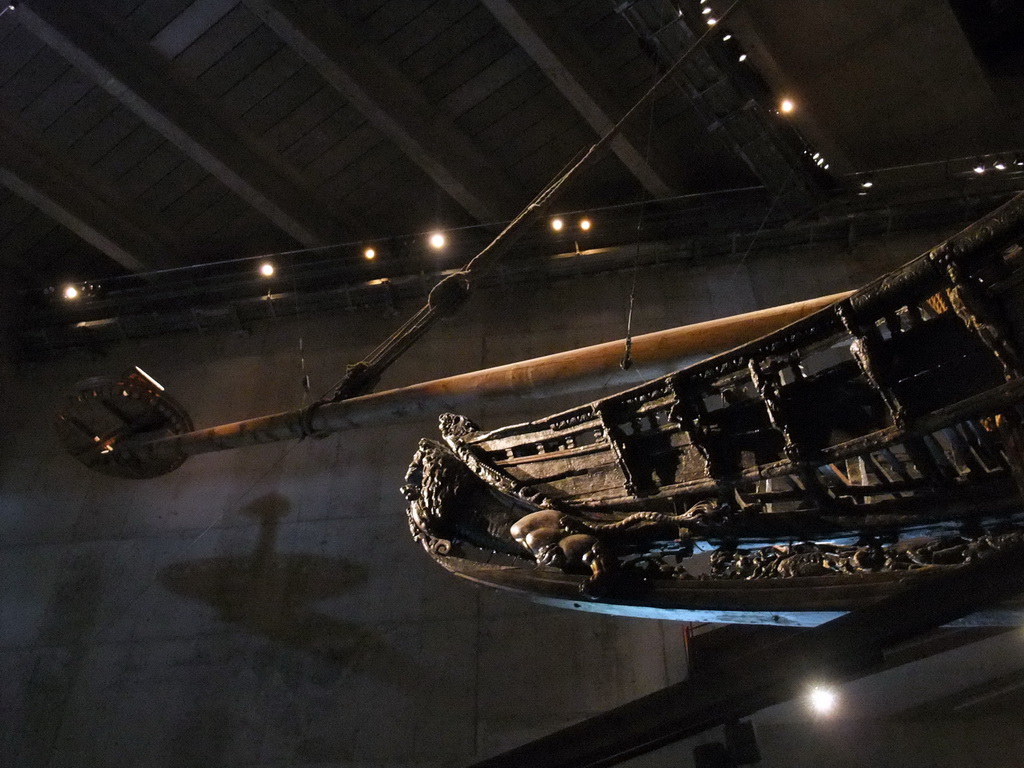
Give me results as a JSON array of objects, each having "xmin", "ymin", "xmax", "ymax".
[{"xmin": 321, "ymin": 0, "xmax": 745, "ymax": 404}]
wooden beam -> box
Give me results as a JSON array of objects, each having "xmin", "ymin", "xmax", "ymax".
[
  {"xmin": 111, "ymin": 292, "xmax": 849, "ymax": 462},
  {"xmin": 242, "ymin": 0, "xmax": 524, "ymax": 223},
  {"xmin": 0, "ymin": 110, "xmax": 180, "ymax": 272},
  {"xmin": 15, "ymin": 0, "xmax": 358, "ymax": 247},
  {"xmin": 481, "ymin": 0, "xmax": 676, "ymax": 199}
]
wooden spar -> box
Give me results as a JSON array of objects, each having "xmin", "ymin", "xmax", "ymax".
[{"xmin": 120, "ymin": 291, "xmax": 852, "ymax": 460}]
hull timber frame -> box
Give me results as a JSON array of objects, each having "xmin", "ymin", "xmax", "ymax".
[{"xmin": 404, "ymin": 191, "xmax": 1024, "ymax": 624}]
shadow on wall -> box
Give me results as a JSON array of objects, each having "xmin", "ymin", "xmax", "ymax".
[{"xmin": 159, "ymin": 493, "xmax": 394, "ymax": 671}]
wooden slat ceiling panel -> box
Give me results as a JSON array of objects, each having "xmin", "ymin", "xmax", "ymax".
[
  {"xmin": 397, "ymin": 3, "xmax": 495, "ymax": 84},
  {"xmin": 334, "ymin": 143, "xmax": 462, "ymax": 226},
  {"xmin": 385, "ymin": 0, "xmax": 478, "ymax": 65},
  {"xmin": 357, "ymin": 0, "xmax": 439, "ymax": 45},
  {"xmin": 0, "ymin": 23, "xmax": 45, "ymax": 85},
  {"xmin": 194, "ymin": 21, "xmax": 282, "ymax": 99},
  {"xmin": 234, "ymin": 63, "xmax": 324, "ymax": 137},
  {"xmin": 20, "ymin": 222, "xmax": 118, "ymax": 280},
  {"xmin": 0, "ymin": 47, "xmax": 68, "ymax": 112},
  {"xmin": 128, "ymin": 0, "xmax": 197, "ymax": 39},
  {"xmin": 218, "ymin": 46, "xmax": 305, "ymax": 122},
  {"xmin": 170, "ymin": 3, "xmax": 258, "ymax": 81}
]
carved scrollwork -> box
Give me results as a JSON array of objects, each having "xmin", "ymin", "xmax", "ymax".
[{"xmin": 708, "ymin": 525, "xmax": 1024, "ymax": 580}]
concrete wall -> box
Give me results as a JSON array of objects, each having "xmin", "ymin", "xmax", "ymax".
[{"xmin": 4, "ymin": 228, "xmax": 1021, "ymax": 767}]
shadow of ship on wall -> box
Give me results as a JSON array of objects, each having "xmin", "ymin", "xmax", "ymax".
[{"xmin": 158, "ymin": 493, "xmax": 384, "ymax": 666}]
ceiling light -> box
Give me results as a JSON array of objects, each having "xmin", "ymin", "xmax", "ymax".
[
  {"xmin": 707, "ymin": 17, "xmax": 717, "ymax": 25},
  {"xmin": 994, "ymin": 160, "xmax": 1007, "ymax": 170},
  {"xmin": 260, "ymin": 262, "xmax": 275, "ymax": 277},
  {"xmin": 808, "ymin": 686, "xmax": 838, "ymax": 716},
  {"xmin": 722, "ymin": 33, "xmax": 732, "ymax": 41},
  {"xmin": 780, "ymin": 99, "xmax": 795, "ymax": 114},
  {"xmin": 738, "ymin": 53, "xmax": 747, "ymax": 62},
  {"xmin": 63, "ymin": 285, "xmax": 79, "ymax": 300},
  {"xmin": 861, "ymin": 179, "xmax": 874, "ymax": 188},
  {"xmin": 973, "ymin": 163, "xmax": 986, "ymax": 175},
  {"xmin": 551, "ymin": 217, "xmax": 564, "ymax": 232},
  {"xmin": 702, "ymin": 6, "xmax": 712, "ymax": 13},
  {"xmin": 579, "ymin": 218, "xmax": 592, "ymax": 231},
  {"xmin": 364, "ymin": 247, "xmax": 376, "ymax": 260},
  {"xmin": 429, "ymin": 232, "xmax": 446, "ymax": 249}
]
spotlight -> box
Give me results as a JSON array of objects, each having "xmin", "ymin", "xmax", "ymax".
[
  {"xmin": 702, "ymin": 6, "xmax": 712, "ymax": 13},
  {"xmin": 861, "ymin": 179, "xmax": 874, "ymax": 188},
  {"xmin": 722, "ymin": 33, "xmax": 732, "ymax": 41},
  {"xmin": 551, "ymin": 217, "xmax": 564, "ymax": 232},
  {"xmin": 973, "ymin": 163, "xmax": 986, "ymax": 175},
  {"xmin": 807, "ymin": 686, "xmax": 838, "ymax": 716},
  {"xmin": 63, "ymin": 285, "xmax": 79, "ymax": 300},
  {"xmin": 738, "ymin": 53, "xmax": 748, "ymax": 62},
  {"xmin": 429, "ymin": 232, "xmax": 446, "ymax": 249},
  {"xmin": 364, "ymin": 247, "xmax": 376, "ymax": 260},
  {"xmin": 780, "ymin": 98, "xmax": 795, "ymax": 114},
  {"xmin": 707, "ymin": 17, "xmax": 717, "ymax": 25},
  {"xmin": 995, "ymin": 160, "xmax": 1007, "ymax": 170},
  {"xmin": 579, "ymin": 218, "xmax": 592, "ymax": 231},
  {"xmin": 260, "ymin": 262, "xmax": 275, "ymax": 277}
]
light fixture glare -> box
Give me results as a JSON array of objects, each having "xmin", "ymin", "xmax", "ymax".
[
  {"xmin": 260, "ymin": 262, "xmax": 275, "ymax": 277},
  {"xmin": 551, "ymin": 217, "xmax": 564, "ymax": 231},
  {"xmin": 429, "ymin": 232, "xmax": 446, "ymax": 249},
  {"xmin": 579, "ymin": 217, "xmax": 592, "ymax": 231},
  {"xmin": 63, "ymin": 285, "xmax": 79, "ymax": 300},
  {"xmin": 364, "ymin": 247, "xmax": 376, "ymax": 260},
  {"xmin": 780, "ymin": 98, "xmax": 794, "ymax": 113},
  {"xmin": 808, "ymin": 686, "xmax": 838, "ymax": 715}
]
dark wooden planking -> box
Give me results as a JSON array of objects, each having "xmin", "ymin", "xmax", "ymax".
[
  {"xmin": 17, "ymin": 66, "xmax": 93, "ymax": 132},
  {"xmin": 360, "ymin": 0, "xmax": 437, "ymax": 45},
  {"xmin": 418, "ymin": 26, "xmax": 517, "ymax": 107},
  {"xmin": 150, "ymin": 0, "xmax": 239, "ymax": 58},
  {"xmin": 237, "ymin": 62, "xmax": 323, "ymax": 136},
  {"xmin": 459, "ymin": 66, "xmax": 550, "ymax": 135},
  {"xmin": 89, "ymin": 125, "xmax": 167, "ymax": 181},
  {"xmin": 440, "ymin": 47, "xmax": 533, "ymax": 119},
  {"xmin": 0, "ymin": 24, "xmax": 45, "ymax": 86},
  {"xmin": 136, "ymin": 157, "xmax": 209, "ymax": 212},
  {"xmin": 118, "ymin": 144, "xmax": 187, "ymax": 199},
  {"xmin": 265, "ymin": 87, "xmax": 351, "ymax": 156},
  {"xmin": 169, "ymin": 2, "xmax": 259, "ymax": 78},
  {"xmin": 67, "ymin": 109, "xmax": 142, "ymax": 168},
  {"xmin": 18, "ymin": 0, "xmax": 359, "ymax": 245},
  {"xmin": 383, "ymin": 0, "xmax": 477, "ymax": 65},
  {"xmin": 0, "ymin": 46, "xmax": 68, "ymax": 112},
  {"xmin": 129, "ymin": 0, "xmax": 198, "ymax": 40},
  {"xmin": 158, "ymin": 173, "xmax": 233, "ymax": 232},
  {"xmin": 245, "ymin": 0, "xmax": 523, "ymax": 222},
  {"xmin": 40, "ymin": 87, "xmax": 120, "ymax": 150},
  {"xmin": 195, "ymin": 23, "xmax": 282, "ymax": 98},
  {"xmin": 310, "ymin": 122, "xmax": 384, "ymax": 187},
  {"xmin": 218, "ymin": 45, "xmax": 304, "ymax": 121},
  {"xmin": 398, "ymin": 4, "xmax": 496, "ymax": 84},
  {"xmin": 481, "ymin": 0, "xmax": 677, "ymax": 198},
  {"xmin": 0, "ymin": 111, "xmax": 180, "ymax": 271}
]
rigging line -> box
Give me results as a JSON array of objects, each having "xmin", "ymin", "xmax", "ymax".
[
  {"xmin": 319, "ymin": 0, "xmax": 745, "ymax": 404},
  {"xmin": 622, "ymin": 66, "xmax": 662, "ymax": 373},
  {"xmin": 730, "ymin": 166, "xmax": 796, "ymax": 280}
]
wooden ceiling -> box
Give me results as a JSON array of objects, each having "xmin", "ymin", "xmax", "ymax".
[{"xmin": 2, "ymin": 0, "xmax": 1024, "ymax": 348}]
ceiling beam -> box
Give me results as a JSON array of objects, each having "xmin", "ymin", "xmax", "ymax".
[
  {"xmin": 481, "ymin": 0, "xmax": 676, "ymax": 199},
  {"xmin": 0, "ymin": 111, "xmax": 180, "ymax": 273},
  {"xmin": 242, "ymin": 0, "xmax": 524, "ymax": 224},
  {"xmin": 15, "ymin": 0, "xmax": 358, "ymax": 248}
]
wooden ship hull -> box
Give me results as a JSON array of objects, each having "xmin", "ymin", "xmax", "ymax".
[{"xmin": 403, "ymin": 193, "xmax": 1024, "ymax": 625}]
